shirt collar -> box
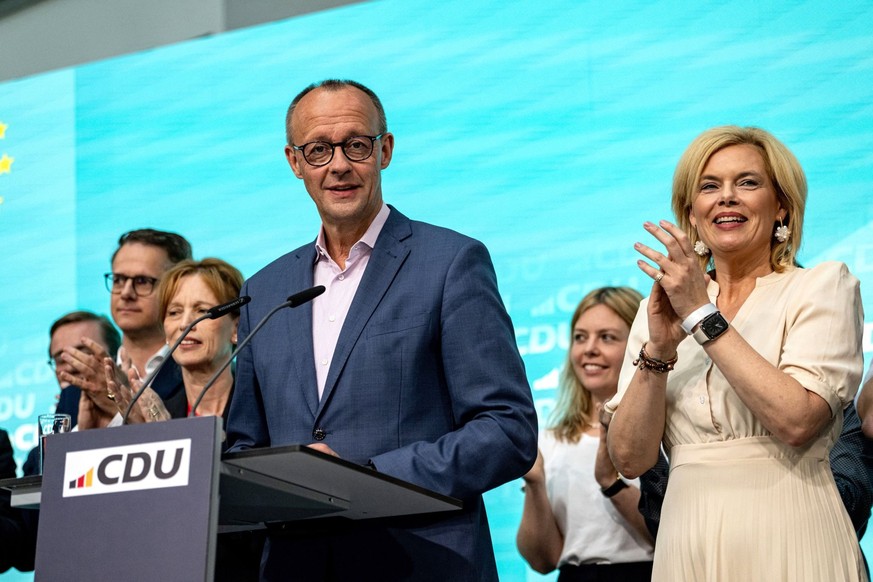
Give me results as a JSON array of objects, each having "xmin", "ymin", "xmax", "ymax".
[{"xmin": 314, "ymin": 203, "xmax": 390, "ymax": 263}]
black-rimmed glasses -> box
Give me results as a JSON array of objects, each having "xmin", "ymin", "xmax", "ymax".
[
  {"xmin": 104, "ymin": 273, "xmax": 159, "ymax": 296},
  {"xmin": 292, "ymin": 134, "xmax": 384, "ymax": 167}
]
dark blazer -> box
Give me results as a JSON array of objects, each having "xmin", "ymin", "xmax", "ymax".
[
  {"xmin": 164, "ymin": 386, "xmax": 233, "ymax": 440},
  {"xmin": 163, "ymin": 385, "xmax": 189, "ymax": 420},
  {"xmin": 150, "ymin": 355, "xmax": 185, "ymax": 402},
  {"xmin": 226, "ymin": 207, "xmax": 537, "ymax": 581},
  {"xmin": 55, "ymin": 384, "xmax": 81, "ymax": 427},
  {"xmin": 0, "ymin": 429, "xmax": 36, "ymax": 572}
]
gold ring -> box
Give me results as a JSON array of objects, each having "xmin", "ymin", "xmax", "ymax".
[
  {"xmin": 655, "ymin": 272, "xmax": 665, "ymax": 283},
  {"xmin": 149, "ymin": 405, "xmax": 159, "ymax": 418}
]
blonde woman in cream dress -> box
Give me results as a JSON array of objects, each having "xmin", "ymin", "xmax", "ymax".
[{"xmin": 606, "ymin": 126, "xmax": 866, "ymax": 581}]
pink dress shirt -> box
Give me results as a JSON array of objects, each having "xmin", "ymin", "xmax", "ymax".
[{"xmin": 312, "ymin": 203, "xmax": 390, "ymax": 399}]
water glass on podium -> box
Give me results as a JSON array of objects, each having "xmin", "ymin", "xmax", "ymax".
[{"xmin": 38, "ymin": 413, "xmax": 71, "ymax": 474}]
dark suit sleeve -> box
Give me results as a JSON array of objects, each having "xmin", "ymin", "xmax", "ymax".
[
  {"xmin": 55, "ymin": 386, "xmax": 81, "ymax": 428},
  {"xmin": 832, "ymin": 402, "xmax": 873, "ymax": 537},
  {"xmin": 368, "ymin": 240, "xmax": 538, "ymax": 499},
  {"xmin": 0, "ymin": 432, "xmax": 14, "ymax": 480},
  {"xmin": 637, "ymin": 449, "xmax": 669, "ymax": 539},
  {"xmin": 22, "ymin": 446, "xmax": 38, "ymax": 478},
  {"xmin": 0, "ymin": 431, "xmax": 36, "ymax": 572}
]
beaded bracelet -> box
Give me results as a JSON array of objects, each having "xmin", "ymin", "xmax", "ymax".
[{"xmin": 633, "ymin": 342, "xmax": 677, "ymax": 373}]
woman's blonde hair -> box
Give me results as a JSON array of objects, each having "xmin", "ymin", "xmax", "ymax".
[
  {"xmin": 672, "ymin": 126, "xmax": 806, "ymax": 273},
  {"xmin": 549, "ymin": 286, "xmax": 643, "ymax": 442}
]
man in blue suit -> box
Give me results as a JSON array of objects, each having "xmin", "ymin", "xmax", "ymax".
[{"xmin": 226, "ymin": 79, "xmax": 538, "ymax": 581}]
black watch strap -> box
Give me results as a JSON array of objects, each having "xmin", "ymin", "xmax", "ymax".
[{"xmin": 600, "ymin": 477, "xmax": 628, "ymax": 498}]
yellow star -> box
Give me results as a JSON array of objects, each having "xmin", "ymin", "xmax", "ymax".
[
  {"xmin": 0, "ymin": 122, "xmax": 6, "ymax": 139},
  {"xmin": 0, "ymin": 153, "xmax": 13, "ymax": 174}
]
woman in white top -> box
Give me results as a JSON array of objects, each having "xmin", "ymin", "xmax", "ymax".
[
  {"xmin": 606, "ymin": 126, "xmax": 865, "ymax": 581},
  {"xmin": 517, "ymin": 287, "xmax": 654, "ymax": 581}
]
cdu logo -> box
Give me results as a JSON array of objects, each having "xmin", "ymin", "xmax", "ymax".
[{"xmin": 63, "ymin": 439, "xmax": 191, "ymax": 497}]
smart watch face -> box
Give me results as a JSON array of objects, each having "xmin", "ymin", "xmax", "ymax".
[
  {"xmin": 701, "ymin": 312, "xmax": 729, "ymax": 339},
  {"xmin": 693, "ymin": 312, "xmax": 729, "ymax": 344}
]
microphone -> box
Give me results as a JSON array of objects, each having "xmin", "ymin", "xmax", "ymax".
[
  {"xmin": 207, "ymin": 295, "xmax": 251, "ymax": 318},
  {"xmin": 188, "ymin": 285, "xmax": 325, "ymax": 417},
  {"xmin": 121, "ymin": 295, "xmax": 252, "ymax": 424},
  {"xmin": 285, "ymin": 285, "xmax": 327, "ymax": 308}
]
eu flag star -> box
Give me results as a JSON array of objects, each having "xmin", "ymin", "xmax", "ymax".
[{"xmin": 0, "ymin": 153, "xmax": 13, "ymax": 174}]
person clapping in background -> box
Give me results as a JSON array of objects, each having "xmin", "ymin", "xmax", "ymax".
[{"xmin": 517, "ymin": 287, "xmax": 653, "ymax": 581}]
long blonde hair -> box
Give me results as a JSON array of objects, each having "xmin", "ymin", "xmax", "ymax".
[{"xmin": 549, "ymin": 287, "xmax": 642, "ymax": 442}]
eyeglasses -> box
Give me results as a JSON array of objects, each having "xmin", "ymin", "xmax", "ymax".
[
  {"xmin": 104, "ymin": 273, "xmax": 159, "ymax": 296},
  {"xmin": 292, "ymin": 134, "xmax": 384, "ymax": 167}
]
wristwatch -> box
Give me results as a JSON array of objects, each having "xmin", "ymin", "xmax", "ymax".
[
  {"xmin": 600, "ymin": 477, "xmax": 628, "ymax": 498},
  {"xmin": 692, "ymin": 311, "xmax": 729, "ymax": 345}
]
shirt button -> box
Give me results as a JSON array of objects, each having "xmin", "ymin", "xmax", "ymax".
[
  {"xmin": 698, "ymin": 395, "xmax": 706, "ymax": 404},
  {"xmin": 313, "ymin": 428, "xmax": 326, "ymax": 441},
  {"xmin": 338, "ymin": 274, "xmax": 345, "ymax": 281},
  {"xmin": 321, "ymin": 359, "xmax": 328, "ymax": 366},
  {"xmin": 328, "ymin": 315, "xmax": 336, "ymax": 322},
  {"xmin": 704, "ymin": 358, "xmax": 711, "ymax": 365}
]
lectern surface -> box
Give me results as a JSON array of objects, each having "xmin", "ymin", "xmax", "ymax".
[
  {"xmin": 1, "ymin": 445, "xmax": 464, "ymax": 526},
  {"xmin": 221, "ymin": 445, "xmax": 462, "ymax": 523}
]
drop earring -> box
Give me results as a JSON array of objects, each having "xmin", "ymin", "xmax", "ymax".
[{"xmin": 774, "ymin": 218, "xmax": 790, "ymax": 243}]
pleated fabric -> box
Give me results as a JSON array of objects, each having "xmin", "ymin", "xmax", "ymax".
[{"xmin": 653, "ymin": 437, "xmax": 866, "ymax": 582}]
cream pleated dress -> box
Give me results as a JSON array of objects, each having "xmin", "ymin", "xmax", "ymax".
[{"xmin": 609, "ymin": 262, "xmax": 867, "ymax": 581}]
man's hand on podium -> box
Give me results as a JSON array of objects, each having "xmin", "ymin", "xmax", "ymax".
[{"xmin": 306, "ymin": 443, "xmax": 339, "ymax": 457}]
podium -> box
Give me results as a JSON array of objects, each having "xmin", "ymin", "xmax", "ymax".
[{"xmin": 3, "ymin": 417, "xmax": 461, "ymax": 581}]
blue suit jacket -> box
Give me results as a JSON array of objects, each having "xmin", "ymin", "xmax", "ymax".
[{"xmin": 226, "ymin": 207, "xmax": 537, "ymax": 581}]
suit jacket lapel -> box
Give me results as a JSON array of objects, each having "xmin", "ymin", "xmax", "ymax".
[
  {"xmin": 287, "ymin": 245, "xmax": 320, "ymax": 417},
  {"xmin": 315, "ymin": 208, "xmax": 412, "ymax": 418}
]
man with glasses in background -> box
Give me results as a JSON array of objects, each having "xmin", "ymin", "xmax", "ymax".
[
  {"xmin": 58, "ymin": 229, "xmax": 191, "ymax": 428},
  {"xmin": 226, "ymin": 79, "xmax": 537, "ymax": 581}
]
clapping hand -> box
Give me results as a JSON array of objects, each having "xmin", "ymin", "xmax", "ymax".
[
  {"xmin": 634, "ymin": 220, "xmax": 711, "ymax": 355},
  {"xmin": 104, "ymin": 353, "xmax": 170, "ymax": 424}
]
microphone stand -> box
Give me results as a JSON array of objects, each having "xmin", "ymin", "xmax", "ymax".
[{"xmin": 189, "ymin": 285, "xmax": 325, "ymax": 417}]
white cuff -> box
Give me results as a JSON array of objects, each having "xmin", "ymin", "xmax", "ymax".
[{"xmin": 681, "ymin": 303, "xmax": 718, "ymax": 334}]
